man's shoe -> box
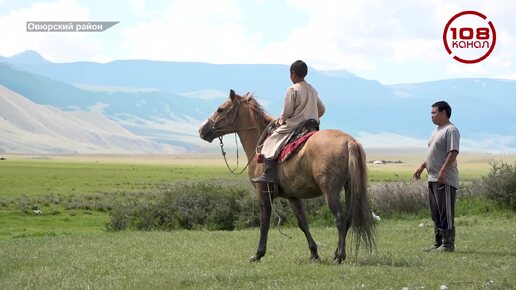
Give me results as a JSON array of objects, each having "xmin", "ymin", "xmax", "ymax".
[
  {"xmin": 436, "ymin": 227, "xmax": 455, "ymax": 252},
  {"xmin": 436, "ymin": 245, "xmax": 454, "ymax": 252},
  {"xmin": 423, "ymin": 227, "xmax": 442, "ymax": 252},
  {"xmin": 252, "ymin": 159, "xmax": 276, "ymax": 183},
  {"xmin": 424, "ymin": 245, "xmax": 440, "ymax": 252}
]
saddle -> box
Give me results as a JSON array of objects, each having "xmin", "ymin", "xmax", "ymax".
[{"xmin": 257, "ymin": 119, "xmax": 319, "ymax": 163}]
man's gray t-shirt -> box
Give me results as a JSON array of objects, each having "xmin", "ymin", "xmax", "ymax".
[{"xmin": 426, "ymin": 123, "xmax": 460, "ymax": 188}]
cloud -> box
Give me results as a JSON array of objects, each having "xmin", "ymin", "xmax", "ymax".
[
  {"xmin": 178, "ymin": 89, "xmax": 227, "ymax": 100},
  {"xmin": 121, "ymin": 0, "xmax": 263, "ymax": 63},
  {"xmin": 356, "ymin": 131, "xmax": 427, "ymax": 149},
  {"xmin": 121, "ymin": 0, "xmax": 441, "ymax": 71},
  {"xmin": 119, "ymin": 0, "xmax": 516, "ymax": 83},
  {"xmin": 2, "ymin": 0, "xmax": 515, "ymax": 83},
  {"xmin": 356, "ymin": 131, "xmax": 516, "ymax": 153},
  {"xmin": 461, "ymin": 134, "xmax": 516, "ymax": 153},
  {"xmin": 0, "ymin": 0, "xmax": 107, "ymax": 62}
]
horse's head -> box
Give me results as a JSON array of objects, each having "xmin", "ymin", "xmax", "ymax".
[{"xmin": 199, "ymin": 89, "xmax": 246, "ymax": 143}]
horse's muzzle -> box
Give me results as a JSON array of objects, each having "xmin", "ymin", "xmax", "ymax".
[{"xmin": 199, "ymin": 120, "xmax": 216, "ymax": 143}]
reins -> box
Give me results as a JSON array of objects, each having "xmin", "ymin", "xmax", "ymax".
[{"xmin": 218, "ymin": 135, "xmax": 255, "ymax": 175}]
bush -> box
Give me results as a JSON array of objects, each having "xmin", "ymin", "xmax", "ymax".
[
  {"xmin": 106, "ymin": 183, "xmax": 335, "ymax": 232},
  {"xmin": 107, "ymin": 183, "xmax": 256, "ymax": 231},
  {"xmin": 369, "ymin": 181, "xmax": 428, "ymax": 216},
  {"xmin": 478, "ymin": 162, "xmax": 516, "ymax": 210},
  {"xmin": 233, "ymin": 194, "xmax": 260, "ymax": 229}
]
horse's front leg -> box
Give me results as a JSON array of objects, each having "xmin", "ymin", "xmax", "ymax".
[
  {"xmin": 289, "ymin": 198, "xmax": 320, "ymax": 261},
  {"xmin": 249, "ymin": 186, "xmax": 272, "ymax": 262}
]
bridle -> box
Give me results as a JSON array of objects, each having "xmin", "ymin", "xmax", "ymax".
[
  {"xmin": 208, "ymin": 98, "xmax": 242, "ymax": 129},
  {"xmin": 209, "ymin": 96, "xmax": 258, "ymax": 175}
]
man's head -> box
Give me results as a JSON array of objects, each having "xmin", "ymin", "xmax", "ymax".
[
  {"xmin": 290, "ymin": 60, "xmax": 308, "ymax": 83},
  {"xmin": 431, "ymin": 101, "xmax": 452, "ymax": 126}
]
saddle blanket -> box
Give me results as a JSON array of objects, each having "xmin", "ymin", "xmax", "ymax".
[{"xmin": 256, "ymin": 131, "xmax": 317, "ymax": 164}]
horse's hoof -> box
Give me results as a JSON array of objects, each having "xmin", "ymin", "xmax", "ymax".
[
  {"xmin": 249, "ymin": 256, "xmax": 261, "ymax": 263},
  {"xmin": 310, "ymin": 254, "xmax": 321, "ymax": 262},
  {"xmin": 333, "ymin": 254, "xmax": 346, "ymax": 264}
]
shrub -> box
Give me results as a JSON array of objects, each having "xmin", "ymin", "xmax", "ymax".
[
  {"xmin": 106, "ymin": 183, "xmax": 337, "ymax": 231},
  {"xmin": 233, "ymin": 194, "xmax": 259, "ymax": 229},
  {"xmin": 478, "ymin": 162, "xmax": 516, "ymax": 210},
  {"xmin": 173, "ymin": 184, "xmax": 244, "ymax": 230},
  {"xmin": 369, "ymin": 181, "xmax": 428, "ymax": 216},
  {"xmin": 107, "ymin": 183, "xmax": 256, "ymax": 231}
]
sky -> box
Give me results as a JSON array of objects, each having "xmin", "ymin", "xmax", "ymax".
[{"xmin": 1, "ymin": 0, "xmax": 515, "ymax": 84}]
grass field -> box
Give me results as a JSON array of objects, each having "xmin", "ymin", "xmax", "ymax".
[
  {"xmin": 1, "ymin": 217, "xmax": 514, "ymax": 289},
  {"xmin": 0, "ymin": 153, "xmax": 515, "ymax": 289},
  {"xmin": 0, "ymin": 156, "xmax": 239, "ymax": 197},
  {"xmin": 2, "ymin": 152, "xmax": 512, "ymax": 196}
]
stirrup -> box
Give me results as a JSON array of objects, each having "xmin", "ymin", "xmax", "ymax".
[{"xmin": 251, "ymin": 174, "xmax": 276, "ymax": 183}]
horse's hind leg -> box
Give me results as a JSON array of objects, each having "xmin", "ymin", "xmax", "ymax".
[
  {"xmin": 288, "ymin": 198, "xmax": 320, "ymax": 261},
  {"xmin": 324, "ymin": 188, "xmax": 349, "ymax": 264}
]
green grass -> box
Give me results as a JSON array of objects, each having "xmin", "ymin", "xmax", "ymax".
[
  {"xmin": 0, "ymin": 159, "xmax": 242, "ymax": 197},
  {"xmin": 0, "ymin": 157, "xmax": 508, "ymax": 241},
  {"xmin": 1, "ymin": 216, "xmax": 514, "ymax": 289},
  {"xmin": 1, "ymin": 156, "xmax": 514, "ymax": 288},
  {"xmin": 0, "ymin": 158, "xmax": 490, "ymax": 197},
  {"xmin": 367, "ymin": 163, "xmax": 490, "ymax": 183},
  {"xmin": 0, "ymin": 209, "xmax": 108, "ymax": 240}
]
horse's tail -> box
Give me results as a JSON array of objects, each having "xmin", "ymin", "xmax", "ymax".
[{"xmin": 347, "ymin": 140, "xmax": 375, "ymax": 254}]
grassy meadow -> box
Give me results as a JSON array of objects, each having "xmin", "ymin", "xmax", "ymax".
[
  {"xmin": 0, "ymin": 153, "xmax": 515, "ymax": 289},
  {"xmin": 1, "ymin": 217, "xmax": 514, "ymax": 289},
  {"xmin": 2, "ymin": 152, "xmax": 510, "ymax": 196},
  {"xmin": 0, "ymin": 155, "xmax": 236, "ymax": 197}
]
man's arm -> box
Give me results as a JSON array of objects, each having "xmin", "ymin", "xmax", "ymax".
[
  {"xmin": 413, "ymin": 161, "xmax": 426, "ymax": 180},
  {"xmin": 317, "ymin": 96, "xmax": 325, "ymax": 118},
  {"xmin": 437, "ymin": 150, "xmax": 459, "ymax": 184},
  {"xmin": 279, "ymin": 88, "xmax": 295, "ymax": 124}
]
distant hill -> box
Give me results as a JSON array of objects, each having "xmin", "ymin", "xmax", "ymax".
[
  {"xmin": 0, "ymin": 85, "xmax": 178, "ymax": 154},
  {"xmin": 3, "ymin": 50, "xmax": 49, "ymax": 64},
  {"xmin": 0, "ymin": 63, "xmax": 223, "ymax": 151},
  {"xmin": 1, "ymin": 50, "xmax": 515, "ymax": 153}
]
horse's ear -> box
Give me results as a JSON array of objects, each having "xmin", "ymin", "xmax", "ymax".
[{"xmin": 229, "ymin": 89, "xmax": 236, "ymax": 102}]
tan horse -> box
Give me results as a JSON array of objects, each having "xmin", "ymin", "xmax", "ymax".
[{"xmin": 199, "ymin": 90, "xmax": 375, "ymax": 263}]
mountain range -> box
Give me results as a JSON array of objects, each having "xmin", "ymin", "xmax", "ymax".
[
  {"xmin": 1, "ymin": 50, "xmax": 515, "ymax": 154},
  {"xmin": 0, "ymin": 85, "xmax": 176, "ymax": 154}
]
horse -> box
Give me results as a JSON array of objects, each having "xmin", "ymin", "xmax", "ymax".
[{"xmin": 198, "ymin": 90, "xmax": 375, "ymax": 263}]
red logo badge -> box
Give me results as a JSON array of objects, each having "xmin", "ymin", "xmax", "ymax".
[{"xmin": 443, "ymin": 11, "xmax": 496, "ymax": 64}]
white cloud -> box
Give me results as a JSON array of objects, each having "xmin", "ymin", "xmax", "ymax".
[
  {"xmin": 128, "ymin": 0, "xmax": 146, "ymax": 16},
  {"xmin": 178, "ymin": 89, "xmax": 227, "ymax": 100},
  {"xmin": 0, "ymin": 0, "xmax": 107, "ymax": 62},
  {"xmin": 461, "ymin": 134, "xmax": 516, "ymax": 153},
  {"xmin": 356, "ymin": 132, "xmax": 427, "ymax": 149},
  {"xmin": 286, "ymin": 0, "xmax": 515, "ymax": 82},
  {"xmin": 121, "ymin": 0, "xmax": 262, "ymax": 63},
  {"xmin": 2, "ymin": 0, "xmax": 515, "ymax": 83},
  {"xmin": 356, "ymin": 131, "xmax": 516, "ymax": 153},
  {"xmin": 122, "ymin": 0, "xmax": 437, "ymax": 71}
]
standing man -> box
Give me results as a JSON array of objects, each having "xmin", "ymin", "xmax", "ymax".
[
  {"xmin": 252, "ymin": 60, "xmax": 325, "ymax": 183},
  {"xmin": 413, "ymin": 101, "xmax": 460, "ymax": 252}
]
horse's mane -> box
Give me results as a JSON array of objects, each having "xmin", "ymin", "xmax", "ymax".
[{"xmin": 243, "ymin": 93, "xmax": 274, "ymax": 124}]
